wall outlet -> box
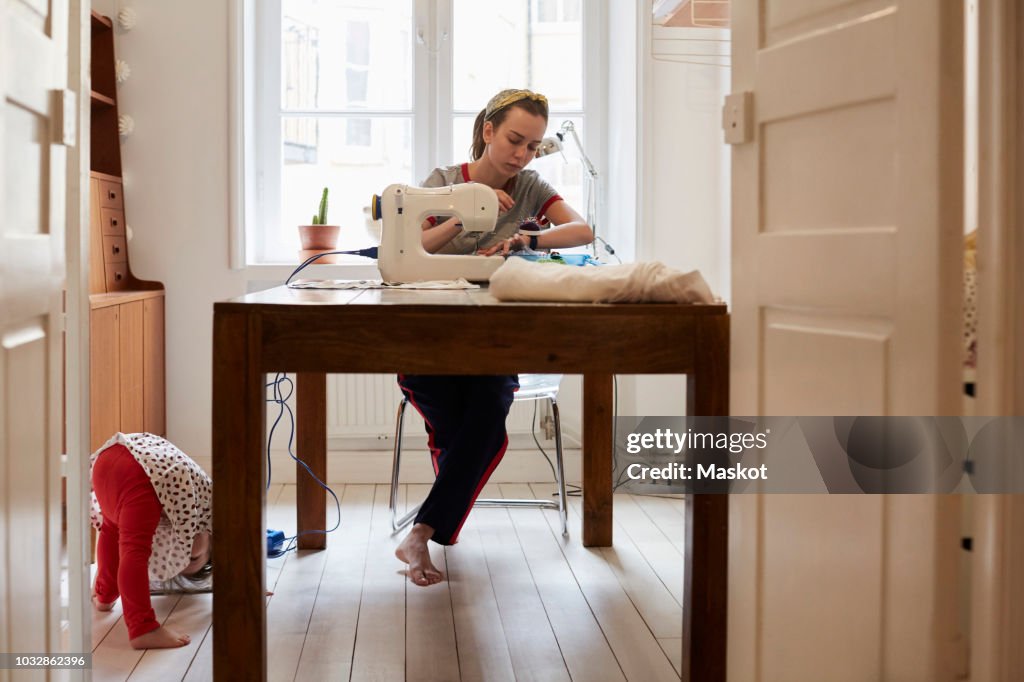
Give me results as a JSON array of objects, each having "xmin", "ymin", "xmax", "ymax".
[{"xmin": 541, "ymin": 415, "xmax": 555, "ymax": 440}]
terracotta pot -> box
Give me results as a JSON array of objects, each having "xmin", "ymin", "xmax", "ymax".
[{"xmin": 297, "ymin": 224, "xmax": 340, "ymax": 250}]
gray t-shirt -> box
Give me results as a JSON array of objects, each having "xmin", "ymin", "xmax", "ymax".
[{"xmin": 421, "ymin": 163, "xmax": 562, "ymax": 254}]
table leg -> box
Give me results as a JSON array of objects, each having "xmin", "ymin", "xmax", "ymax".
[
  {"xmin": 582, "ymin": 373, "xmax": 613, "ymax": 547},
  {"xmin": 296, "ymin": 372, "xmax": 327, "ymax": 550},
  {"xmin": 682, "ymin": 313, "xmax": 730, "ymax": 682},
  {"xmin": 212, "ymin": 311, "xmax": 267, "ymax": 681}
]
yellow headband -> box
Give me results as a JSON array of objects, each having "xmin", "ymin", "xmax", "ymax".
[{"xmin": 484, "ymin": 89, "xmax": 548, "ymax": 120}]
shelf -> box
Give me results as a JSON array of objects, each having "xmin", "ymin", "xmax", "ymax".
[
  {"xmin": 90, "ymin": 289, "xmax": 165, "ymax": 310},
  {"xmin": 90, "ymin": 90, "xmax": 116, "ymax": 109}
]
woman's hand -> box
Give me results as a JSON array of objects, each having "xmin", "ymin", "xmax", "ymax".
[
  {"xmin": 494, "ymin": 189, "xmax": 515, "ymax": 215},
  {"xmin": 477, "ymin": 234, "xmax": 527, "ymax": 256}
]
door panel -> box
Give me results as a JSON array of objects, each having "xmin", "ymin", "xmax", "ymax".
[
  {"xmin": 760, "ymin": 495, "xmax": 885, "ymax": 680},
  {"xmin": 729, "ymin": 0, "xmax": 964, "ymax": 678},
  {"xmin": 763, "ymin": 310, "xmax": 890, "ymax": 415},
  {"xmin": 1, "ymin": 0, "xmax": 70, "ymax": 664},
  {"xmin": 2, "ymin": 322, "xmax": 50, "ymax": 653}
]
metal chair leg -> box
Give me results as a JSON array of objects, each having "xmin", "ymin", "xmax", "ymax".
[
  {"xmin": 551, "ymin": 396, "xmax": 568, "ymax": 536},
  {"xmin": 390, "ymin": 398, "xmax": 410, "ymax": 532}
]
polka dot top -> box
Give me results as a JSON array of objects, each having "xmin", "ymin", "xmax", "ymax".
[{"xmin": 89, "ymin": 433, "xmax": 213, "ymax": 581}]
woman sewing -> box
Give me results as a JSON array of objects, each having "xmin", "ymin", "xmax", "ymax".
[{"xmin": 395, "ymin": 88, "xmax": 593, "ymax": 586}]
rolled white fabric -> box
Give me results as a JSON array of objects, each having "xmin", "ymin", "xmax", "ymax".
[{"xmin": 489, "ymin": 256, "xmax": 715, "ymax": 304}]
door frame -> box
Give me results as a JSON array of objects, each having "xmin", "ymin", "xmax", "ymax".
[
  {"xmin": 972, "ymin": 0, "xmax": 1024, "ymax": 678},
  {"xmin": 65, "ymin": 0, "xmax": 92, "ymax": 669}
]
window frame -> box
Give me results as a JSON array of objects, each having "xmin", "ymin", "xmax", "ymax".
[{"xmin": 231, "ymin": 0, "xmax": 606, "ymax": 268}]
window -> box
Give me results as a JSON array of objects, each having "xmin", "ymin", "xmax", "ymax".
[{"xmin": 248, "ymin": 0, "xmax": 597, "ymax": 265}]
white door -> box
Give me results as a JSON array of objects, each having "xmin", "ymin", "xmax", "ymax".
[
  {"xmin": 728, "ymin": 1, "xmax": 964, "ymax": 680},
  {"xmin": 1, "ymin": 0, "xmax": 71, "ymax": 670}
]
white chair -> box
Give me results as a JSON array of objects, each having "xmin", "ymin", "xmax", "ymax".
[{"xmin": 389, "ymin": 374, "xmax": 568, "ymax": 536}]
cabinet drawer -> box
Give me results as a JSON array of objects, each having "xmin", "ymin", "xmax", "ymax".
[
  {"xmin": 98, "ymin": 179, "xmax": 123, "ymax": 209},
  {"xmin": 100, "ymin": 208, "xmax": 125, "ymax": 236},
  {"xmin": 104, "ymin": 262, "xmax": 129, "ymax": 290},
  {"xmin": 102, "ymin": 235, "xmax": 127, "ymax": 263}
]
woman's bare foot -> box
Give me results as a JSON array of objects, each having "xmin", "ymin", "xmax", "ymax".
[
  {"xmin": 91, "ymin": 594, "xmax": 115, "ymax": 612},
  {"xmin": 395, "ymin": 523, "xmax": 444, "ymax": 587},
  {"xmin": 129, "ymin": 625, "xmax": 191, "ymax": 649}
]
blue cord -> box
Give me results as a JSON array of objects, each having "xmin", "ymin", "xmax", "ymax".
[
  {"xmin": 265, "ymin": 372, "xmax": 342, "ymax": 557},
  {"xmin": 285, "ymin": 247, "xmax": 379, "ymax": 286}
]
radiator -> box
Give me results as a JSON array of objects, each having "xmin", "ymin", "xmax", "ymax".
[{"xmin": 325, "ymin": 373, "xmax": 548, "ymax": 447}]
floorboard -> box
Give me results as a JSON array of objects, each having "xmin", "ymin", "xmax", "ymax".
[{"xmin": 83, "ymin": 483, "xmax": 686, "ymax": 681}]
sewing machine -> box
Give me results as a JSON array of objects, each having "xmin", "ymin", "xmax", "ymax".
[{"xmin": 371, "ymin": 183, "xmax": 505, "ymax": 282}]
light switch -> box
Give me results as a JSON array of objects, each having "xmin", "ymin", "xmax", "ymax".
[{"xmin": 722, "ymin": 91, "xmax": 753, "ymax": 144}]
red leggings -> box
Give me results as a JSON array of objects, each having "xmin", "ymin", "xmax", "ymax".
[{"xmin": 92, "ymin": 444, "xmax": 162, "ymax": 639}]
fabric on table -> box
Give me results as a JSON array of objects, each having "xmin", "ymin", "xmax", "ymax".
[{"xmin": 489, "ymin": 256, "xmax": 715, "ymax": 304}]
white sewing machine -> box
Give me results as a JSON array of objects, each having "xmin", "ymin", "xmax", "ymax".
[{"xmin": 371, "ymin": 183, "xmax": 505, "ymax": 282}]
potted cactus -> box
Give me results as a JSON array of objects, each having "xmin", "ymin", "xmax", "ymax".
[{"xmin": 297, "ymin": 187, "xmax": 340, "ymax": 251}]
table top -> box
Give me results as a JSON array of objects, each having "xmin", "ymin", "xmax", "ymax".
[
  {"xmin": 213, "ymin": 285, "xmax": 727, "ymax": 375},
  {"xmin": 216, "ymin": 285, "xmax": 729, "ymax": 314}
]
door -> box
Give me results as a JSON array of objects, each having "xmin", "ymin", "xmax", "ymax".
[
  {"xmin": 1, "ymin": 0, "xmax": 71, "ymax": 668},
  {"xmin": 728, "ymin": 1, "xmax": 964, "ymax": 680}
]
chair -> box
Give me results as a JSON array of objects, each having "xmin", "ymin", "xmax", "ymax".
[{"xmin": 389, "ymin": 374, "xmax": 568, "ymax": 536}]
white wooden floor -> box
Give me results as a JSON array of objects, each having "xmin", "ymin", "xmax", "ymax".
[{"xmin": 90, "ymin": 483, "xmax": 688, "ymax": 681}]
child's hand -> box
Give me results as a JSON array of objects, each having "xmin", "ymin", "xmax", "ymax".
[{"xmin": 91, "ymin": 593, "xmax": 115, "ymax": 612}]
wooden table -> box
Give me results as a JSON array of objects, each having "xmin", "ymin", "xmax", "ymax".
[{"xmin": 212, "ymin": 285, "xmax": 729, "ymax": 681}]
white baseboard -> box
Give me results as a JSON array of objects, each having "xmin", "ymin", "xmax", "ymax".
[{"xmin": 192, "ymin": 446, "xmax": 582, "ymax": 486}]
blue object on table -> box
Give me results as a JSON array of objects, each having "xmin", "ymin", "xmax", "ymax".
[{"xmin": 512, "ymin": 253, "xmax": 600, "ymax": 266}]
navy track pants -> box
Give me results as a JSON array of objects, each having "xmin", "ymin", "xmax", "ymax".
[{"xmin": 397, "ymin": 374, "xmax": 518, "ymax": 545}]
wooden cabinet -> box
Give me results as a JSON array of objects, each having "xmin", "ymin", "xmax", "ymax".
[
  {"xmin": 89, "ymin": 306, "xmax": 120, "ymax": 451},
  {"xmin": 89, "ymin": 293, "xmax": 165, "ymax": 450},
  {"xmin": 88, "ymin": 11, "xmax": 166, "ymax": 449}
]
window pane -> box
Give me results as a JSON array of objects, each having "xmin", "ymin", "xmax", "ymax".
[
  {"xmin": 450, "ymin": 115, "xmax": 584, "ymax": 225},
  {"xmin": 537, "ymin": 0, "xmax": 557, "ymax": 23},
  {"xmin": 282, "ymin": 0, "xmax": 412, "ymax": 111},
  {"xmin": 276, "ymin": 116, "xmax": 412, "ymax": 261},
  {"xmin": 452, "ymin": 0, "xmax": 582, "ymax": 112},
  {"xmin": 563, "ymin": 0, "xmax": 581, "ymax": 22}
]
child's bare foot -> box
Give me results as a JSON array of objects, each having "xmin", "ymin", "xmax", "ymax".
[
  {"xmin": 130, "ymin": 626, "xmax": 191, "ymax": 649},
  {"xmin": 395, "ymin": 523, "xmax": 444, "ymax": 587},
  {"xmin": 91, "ymin": 594, "xmax": 115, "ymax": 612}
]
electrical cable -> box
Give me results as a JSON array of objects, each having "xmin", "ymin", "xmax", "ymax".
[
  {"xmin": 530, "ymin": 401, "xmax": 582, "ymax": 498},
  {"xmin": 265, "ymin": 372, "xmax": 342, "ymax": 557},
  {"xmin": 594, "ymin": 235, "xmax": 622, "ymax": 264},
  {"xmin": 285, "ymin": 247, "xmax": 379, "ymax": 287}
]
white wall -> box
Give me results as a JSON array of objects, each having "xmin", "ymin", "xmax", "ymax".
[
  {"xmin": 625, "ymin": 22, "xmax": 732, "ymax": 417},
  {"xmin": 92, "ymin": 0, "xmax": 237, "ymax": 459}
]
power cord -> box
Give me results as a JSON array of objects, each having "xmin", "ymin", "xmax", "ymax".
[
  {"xmin": 594, "ymin": 236, "xmax": 622, "ymax": 264},
  {"xmin": 285, "ymin": 247, "xmax": 379, "ymax": 287},
  {"xmin": 530, "ymin": 401, "xmax": 582, "ymax": 498},
  {"xmin": 265, "ymin": 372, "xmax": 342, "ymax": 557}
]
